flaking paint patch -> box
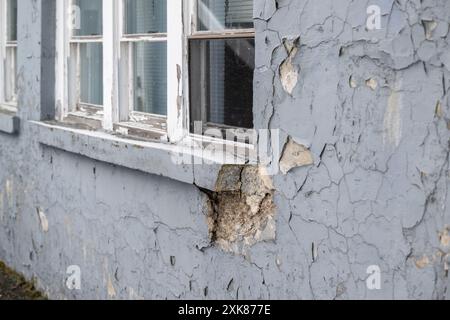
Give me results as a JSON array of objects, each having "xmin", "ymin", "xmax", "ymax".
[
  {"xmin": 36, "ymin": 208, "xmax": 49, "ymax": 233},
  {"xmin": 439, "ymin": 227, "xmax": 450, "ymax": 247},
  {"xmin": 435, "ymin": 100, "xmax": 443, "ymax": 118},
  {"xmin": 107, "ymin": 275, "xmax": 116, "ymax": 299},
  {"xmin": 349, "ymin": 76, "xmax": 358, "ymax": 88},
  {"xmin": 280, "ymin": 38, "xmax": 300, "ymax": 95},
  {"xmin": 366, "ymin": 78, "xmax": 378, "ymax": 90},
  {"xmin": 423, "ymin": 20, "xmax": 438, "ymax": 40},
  {"xmin": 383, "ymin": 90, "xmax": 403, "ymax": 147},
  {"xmin": 279, "ymin": 138, "xmax": 314, "ymax": 174},
  {"xmin": 5, "ymin": 179, "xmax": 13, "ymax": 206},
  {"xmin": 415, "ymin": 255, "xmax": 430, "ymax": 269}
]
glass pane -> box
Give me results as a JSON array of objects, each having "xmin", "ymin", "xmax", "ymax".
[
  {"xmin": 73, "ymin": 0, "xmax": 102, "ymax": 36},
  {"xmin": 7, "ymin": 0, "xmax": 17, "ymax": 41},
  {"xmin": 197, "ymin": 0, "xmax": 253, "ymax": 32},
  {"xmin": 79, "ymin": 43, "xmax": 103, "ymax": 105},
  {"xmin": 132, "ymin": 42, "xmax": 167, "ymax": 115},
  {"xmin": 189, "ymin": 38, "xmax": 254, "ymax": 129},
  {"xmin": 4, "ymin": 47, "xmax": 17, "ymax": 103},
  {"xmin": 125, "ymin": 0, "xmax": 167, "ymax": 34}
]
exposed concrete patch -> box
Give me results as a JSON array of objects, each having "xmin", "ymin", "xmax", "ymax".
[
  {"xmin": 203, "ymin": 166, "xmax": 276, "ymax": 254},
  {"xmin": 279, "ymin": 137, "xmax": 314, "ymax": 174},
  {"xmin": 279, "ymin": 38, "xmax": 300, "ymax": 95},
  {"xmin": 366, "ymin": 78, "xmax": 378, "ymax": 91},
  {"xmin": 415, "ymin": 255, "xmax": 430, "ymax": 269}
]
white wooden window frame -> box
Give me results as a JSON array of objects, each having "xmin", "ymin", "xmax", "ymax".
[
  {"xmin": 0, "ymin": 0, "xmax": 18, "ymax": 111},
  {"xmin": 55, "ymin": 0, "xmax": 254, "ymax": 145}
]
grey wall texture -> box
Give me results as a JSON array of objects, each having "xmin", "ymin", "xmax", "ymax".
[{"xmin": 0, "ymin": 0, "xmax": 449, "ymax": 299}]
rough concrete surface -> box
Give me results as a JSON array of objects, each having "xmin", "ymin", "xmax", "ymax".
[{"xmin": 0, "ymin": 0, "xmax": 449, "ymax": 299}]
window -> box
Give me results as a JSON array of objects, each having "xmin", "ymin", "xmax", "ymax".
[
  {"xmin": 188, "ymin": 0, "xmax": 255, "ymax": 133},
  {"xmin": 0, "ymin": 0, "xmax": 18, "ymax": 108},
  {"xmin": 117, "ymin": 0, "xmax": 168, "ymax": 134},
  {"xmin": 56, "ymin": 0, "xmax": 255, "ymax": 143},
  {"xmin": 69, "ymin": 0, "xmax": 103, "ymax": 120}
]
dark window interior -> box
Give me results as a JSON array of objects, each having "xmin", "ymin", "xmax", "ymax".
[{"xmin": 189, "ymin": 37, "xmax": 255, "ymax": 132}]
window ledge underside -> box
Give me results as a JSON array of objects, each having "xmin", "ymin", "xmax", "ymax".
[
  {"xmin": 0, "ymin": 106, "xmax": 20, "ymax": 135},
  {"xmin": 29, "ymin": 120, "xmax": 251, "ymax": 190}
]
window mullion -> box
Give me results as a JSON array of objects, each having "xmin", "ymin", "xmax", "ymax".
[
  {"xmin": 167, "ymin": 0, "xmax": 185, "ymax": 142},
  {"xmin": 102, "ymin": 0, "xmax": 119, "ymax": 130},
  {"xmin": 55, "ymin": 0, "xmax": 70, "ymax": 119},
  {"xmin": 0, "ymin": 0, "xmax": 7, "ymax": 104}
]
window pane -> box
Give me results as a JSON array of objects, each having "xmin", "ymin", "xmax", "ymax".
[
  {"xmin": 79, "ymin": 43, "xmax": 103, "ymax": 105},
  {"xmin": 125, "ymin": 0, "xmax": 167, "ymax": 34},
  {"xmin": 197, "ymin": 0, "xmax": 253, "ymax": 32},
  {"xmin": 4, "ymin": 47, "xmax": 17, "ymax": 103},
  {"xmin": 133, "ymin": 42, "xmax": 167, "ymax": 115},
  {"xmin": 73, "ymin": 0, "xmax": 102, "ymax": 36},
  {"xmin": 7, "ymin": 0, "xmax": 17, "ymax": 41},
  {"xmin": 189, "ymin": 38, "xmax": 254, "ymax": 130}
]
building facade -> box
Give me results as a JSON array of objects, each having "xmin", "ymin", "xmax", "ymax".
[{"xmin": 0, "ymin": 0, "xmax": 449, "ymax": 299}]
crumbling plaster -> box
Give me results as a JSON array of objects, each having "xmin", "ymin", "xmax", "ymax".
[{"xmin": 0, "ymin": 0, "xmax": 449, "ymax": 299}]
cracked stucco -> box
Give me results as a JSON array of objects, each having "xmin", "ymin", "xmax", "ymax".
[
  {"xmin": 0, "ymin": 0, "xmax": 449, "ymax": 300},
  {"xmin": 203, "ymin": 165, "xmax": 276, "ymax": 255}
]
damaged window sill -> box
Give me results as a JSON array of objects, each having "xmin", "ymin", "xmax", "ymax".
[
  {"xmin": 0, "ymin": 105, "xmax": 20, "ymax": 135},
  {"xmin": 29, "ymin": 120, "xmax": 255, "ymax": 190}
]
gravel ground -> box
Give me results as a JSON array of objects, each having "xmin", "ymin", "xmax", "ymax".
[{"xmin": 0, "ymin": 261, "xmax": 45, "ymax": 300}]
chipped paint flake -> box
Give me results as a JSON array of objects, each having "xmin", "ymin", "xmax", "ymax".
[
  {"xmin": 415, "ymin": 255, "xmax": 430, "ymax": 269},
  {"xmin": 423, "ymin": 20, "xmax": 438, "ymax": 40},
  {"xmin": 439, "ymin": 228, "xmax": 450, "ymax": 247},
  {"xmin": 37, "ymin": 208, "xmax": 49, "ymax": 233},
  {"xmin": 366, "ymin": 78, "xmax": 378, "ymax": 90},
  {"xmin": 279, "ymin": 138, "xmax": 314, "ymax": 174},
  {"xmin": 107, "ymin": 275, "xmax": 116, "ymax": 298},
  {"xmin": 383, "ymin": 90, "xmax": 403, "ymax": 147},
  {"xmin": 280, "ymin": 38, "xmax": 300, "ymax": 95}
]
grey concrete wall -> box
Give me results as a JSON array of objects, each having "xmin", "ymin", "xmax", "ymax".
[{"xmin": 0, "ymin": 0, "xmax": 449, "ymax": 299}]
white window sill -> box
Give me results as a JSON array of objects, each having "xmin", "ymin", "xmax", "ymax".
[
  {"xmin": 29, "ymin": 120, "xmax": 255, "ymax": 190},
  {"xmin": 0, "ymin": 104, "xmax": 20, "ymax": 135}
]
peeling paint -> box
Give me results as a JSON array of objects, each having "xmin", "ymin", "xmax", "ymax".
[
  {"xmin": 423, "ymin": 20, "xmax": 438, "ymax": 40},
  {"xmin": 279, "ymin": 138, "xmax": 314, "ymax": 174},
  {"xmin": 279, "ymin": 38, "xmax": 300, "ymax": 95},
  {"xmin": 5, "ymin": 180, "xmax": 13, "ymax": 207},
  {"xmin": 365, "ymin": 78, "xmax": 378, "ymax": 91},
  {"xmin": 107, "ymin": 275, "xmax": 116, "ymax": 299},
  {"xmin": 36, "ymin": 208, "xmax": 49, "ymax": 233},
  {"xmin": 439, "ymin": 228, "xmax": 450, "ymax": 248},
  {"xmin": 415, "ymin": 255, "xmax": 430, "ymax": 269},
  {"xmin": 383, "ymin": 89, "xmax": 403, "ymax": 147}
]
